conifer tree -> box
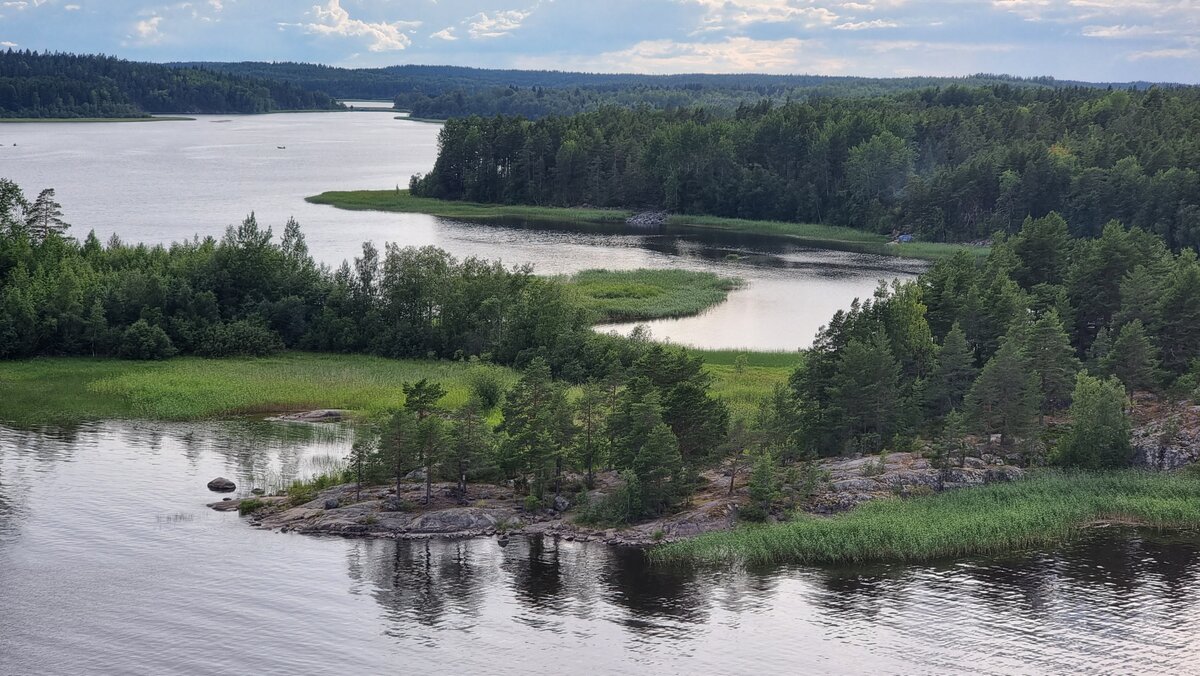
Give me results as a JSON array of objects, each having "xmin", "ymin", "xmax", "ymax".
[
  {"xmin": 829, "ymin": 332, "xmax": 901, "ymax": 452},
  {"xmin": 925, "ymin": 322, "xmax": 977, "ymax": 417},
  {"xmin": 1023, "ymin": 310, "xmax": 1081, "ymax": 417},
  {"xmin": 966, "ymin": 339, "xmax": 1040, "ymax": 444},
  {"xmin": 1101, "ymin": 319, "xmax": 1160, "ymax": 393}
]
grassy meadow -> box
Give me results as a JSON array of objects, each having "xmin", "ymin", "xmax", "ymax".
[
  {"xmin": 0, "ymin": 354, "xmax": 515, "ymax": 426},
  {"xmin": 564, "ymin": 269, "xmax": 743, "ymax": 322},
  {"xmin": 307, "ymin": 190, "xmax": 985, "ymax": 261},
  {"xmin": 306, "ymin": 189, "xmax": 628, "ymax": 224},
  {"xmin": 694, "ymin": 350, "xmax": 803, "ymax": 420},
  {"xmin": 653, "ymin": 471, "xmax": 1200, "ymax": 567},
  {"xmin": 0, "ymin": 350, "xmax": 785, "ymax": 426}
]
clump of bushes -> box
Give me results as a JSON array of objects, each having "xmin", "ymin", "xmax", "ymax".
[
  {"xmin": 118, "ymin": 320, "xmax": 176, "ymax": 360},
  {"xmin": 237, "ymin": 498, "xmax": 265, "ymax": 515}
]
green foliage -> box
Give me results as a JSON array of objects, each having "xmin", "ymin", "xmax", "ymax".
[
  {"xmin": 830, "ymin": 332, "xmax": 902, "ymax": 453},
  {"xmin": 464, "ymin": 362, "xmax": 508, "ymax": 410},
  {"xmin": 563, "ymin": 268, "xmax": 742, "ymax": 322},
  {"xmin": 237, "ymin": 498, "xmax": 265, "ymax": 516},
  {"xmin": 0, "ymin": 51, "xmax": 341, "ymax": 118},
  {"xmin": 1100, "ymin": 319, "xmax": 1161, "ymax": 392},
  {"xmin": 966, "ymin": 338, "xmax": 1040, "ymax": 443},
  {"xmin": 654, "ymin": 471, "xmax": 1200, "ymax": 566},
  {"xmin": 1020, "ymin": 310, "xmax": 1081, "ymax": 414},
  {"xmin": 742, "ymin": 448, "xmax": 779, "ymax": 522},
  {"xmin": 118, "ymin": 320, "xmax": 177, "ymax": 361},
  {"xmin": 1055, "ymin": 373, "xmax": 1133, "ymax": 469},
  {"xmin": 0, "ymin": 354, "xmax": 505, "ymax": 426},
  {"xmin": 411, "ymin": 87, "xmax": 1200, "ymax": 245},
  {"xmin": 924, "ymin": 323, "xmax": 977, "ymax": 417}
]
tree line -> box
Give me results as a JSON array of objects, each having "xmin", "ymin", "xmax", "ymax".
[
  {"xmin": 411, "ymin": 85, "xmax": 1200, "ymax": 247},
  {"xmin": 0, "ymin": 51, "xmax": 341, "ymax": 118},
  {"xmin": 175, "ymin": 61, "xmax": 1152, "ymax": 120},
  {"xmin": 774, "ymin": 211, "xmax": 1198, "ymax": 470}
]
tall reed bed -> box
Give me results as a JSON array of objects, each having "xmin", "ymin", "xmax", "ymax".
[
  {"xmin": 565, "ymin": 268, "xmax": 742, "ymax": 322},
  {"xmin": 653, "ymin": 471, "xmax": 1200, "ymax": 567}
]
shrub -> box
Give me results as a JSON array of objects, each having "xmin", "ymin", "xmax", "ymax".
[
  {"xmin": 196, "ymin": 318, "xmax": 284, "ymax": 357},
  {"xmin": 523, "ymin": 494, "xmax": 541, "ymax": 513},
  {"xmin": 576, "ymin": 472, "xmax": 644, "ymax": 526},
  {"xmin": 466, "ymin": 363, "xmax": 507, "ymax": 409},
  {"xmin": 237, "ymin": 498, "xmax": 265, "ymax": 515},
  {"xmin": 118, "ymin": 320, "xmax": 176, "ymax": 360}
]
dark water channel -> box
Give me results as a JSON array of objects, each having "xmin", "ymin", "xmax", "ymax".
[{"xmin": 2, "ymin": 421, "xmax": 1197, "ymax": 675}]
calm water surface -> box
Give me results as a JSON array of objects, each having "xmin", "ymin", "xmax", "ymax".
[
  {"xmin": 0, "ymin": 112, "xmax": 922, "ymax": 350},
  {"xmin": 2, "ymin": 421, "xmax": 1198, "ymax": 675}
]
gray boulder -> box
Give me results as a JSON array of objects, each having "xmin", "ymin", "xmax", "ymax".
[{"xmin": 207, "ymin": 477, "xmax": 236, "ymax": 492}]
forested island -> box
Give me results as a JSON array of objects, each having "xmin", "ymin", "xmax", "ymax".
[
  {"xmin": 0, "ymin": 51, "xmax": 342, "ymax": 119},
  {"xmin": 410, "ymin": 86, "xmax": 1200, "ymax": 246}
]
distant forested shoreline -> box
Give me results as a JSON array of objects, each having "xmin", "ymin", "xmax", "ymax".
[
  {"xmin": 174, "ymin": 61, "xmax": 1170, "ymax": 120},
  {"xmin": 0, "ymin": 51, "xmax": 342, "ymax": 118},
  {"xmin": 411, "ymin": 86, "xmax": 1200, "ymax": 246}
]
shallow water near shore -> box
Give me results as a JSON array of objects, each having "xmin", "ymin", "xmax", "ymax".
[
  {"xmin": 2, "ymin": 420, "xmax": 1199, "ymax": 675},
  {"xmin": 0, "ymin": 112, "xmax": 923, "ymax": 350}
]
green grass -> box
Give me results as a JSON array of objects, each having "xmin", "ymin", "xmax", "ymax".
[
  {"xmin": 563, "ymin": 268, "xmax": 742, "ymax": 322},
  {"xmin": 307, "ymin": 190, "xmax": 628, "ymax": 224},
  {"xmin": 0, "ymin": 353, "xmax": 516, "ymax": 427},
  {"xmin": 653, "ymin": 471, "xmax": 1200, "ymax": 567},
  {"xmin": 696, "ymin": 350, "xmax": 803, "ymax": 420},
  {"xmin": 0, "ymin": 116, "xmax": 194, "ymax": 123},
  {"xmin": 307, "ymin": 190, "xmax": 987, "ymax": 261}
]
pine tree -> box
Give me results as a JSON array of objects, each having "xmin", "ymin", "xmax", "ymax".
[
  {"xmin": 966, "ymin": 339, "xmax": 1040, "ymax": 444},
  {"xmin": 1023, "ymin": 310, "xmax": 1081, "ymax": 416},
  {"xmin": 403, "ymin": 378, "xmax": 448, "ymax": 503},
  {"xmin": 631, "ymin": 422, "xmax": 684, "ymax": 517},
  {"xmin": 379, "ymin": 408, "xmax": 421, "ymax": 499},
  {"xmin": 829, "ymin": 332, "xmax": 901, "ymax": 452},
  {"xmin": 744, "ymin": 448, "xmax": 779, "ymax": 522},
  {"xmin": 925, "ymin": 322, "xmax": 977, "ymax": 417},
  {"xmin": 1056, "ymin": 373, "xmax": 1132, "ymax": 469},
  {"xmin": 448, "ymin": 399, "xmax": 493, "ymax": 497},
  {"xmin": 23, "ymin": 188, "xmax": 68, "ymax": 241},
  {"xmin": 498, "ymin": 358, "xmax": 570, "ymax": 499},
  {"xmin": 1101, "ymin": 319, "xmax": 1160, "ymax": 393},
  {"xmin": 1156, "ymin": 250, "xmax": 1200, "ymax": 374},
  {"xmin": 573, "ymin": 383, "xmax": 608, "ymax": 488}
]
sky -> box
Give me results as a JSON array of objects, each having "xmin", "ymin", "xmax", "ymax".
[{"xmin": 1, "ymin": 0, "xmax": 1198, "ymax": 82}]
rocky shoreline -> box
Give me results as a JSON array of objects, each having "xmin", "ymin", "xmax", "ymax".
[{"xmin": 210, "ymin": 447, "xmax": 1025, "ymax": 547}]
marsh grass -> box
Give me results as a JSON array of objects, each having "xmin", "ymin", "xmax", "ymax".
[
  {"xmin": 306, "ymin": 190, "xmax": 627, "ymax": 223},
  {"xmin": 696, "ymin": 350, "xmax": 802, "ymax": 419},
  {"xmin": 307, "ymin": 190, "xmax": 985, "ymax": 261},
  {"xmin": 653, "ymin": 471, "xmax": 1200, "ymax": 567},
  {"xmin": 564, "ymin": 268, "xmax": 742, "ymax": 322},
  {"xmin": 0, "ymin": 354, "xmax": 516, "ymax": 426}
]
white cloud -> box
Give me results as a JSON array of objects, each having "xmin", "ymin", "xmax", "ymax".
[
  {"xmin": 291, "ymin": 0, "xmax": 419, "ymax": 52},
  {"xmin": 834, "ymin": 19, "xmax": 898, "ymax": 30},
  {"xmin": 0, "ymin": 40, "xmax": 17, "ymax": 47},
  {"xmin": 431, "ymin": 27, "xmax": 457, "ymax": 41},
  {"xmin": 132, "ymin": 15, "xmax": 165, "ymax": 44},
  {"xmin": 1129, "ymin": 47, "xmax": 1198, "ymax": 61},
  {"xmin": 1081, "ymin": 24, "xmax": 1165, "ymax": 39},
  {"xmin": 687, "ymin": 0, "xmax": 840, "ymax": 29},
  {"xmin": 524, "ymin": 37, "xmax": 849, "ymax": 75},
  {"xmin": 466, "ymin": 9, "xmax": 531, "ymax": 38}
]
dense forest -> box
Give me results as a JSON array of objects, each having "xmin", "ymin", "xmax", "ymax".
[
  {"xmin": 177, "ymin": 61, "xmax": 1119, "ymax": 119},
  {"xmin": 3, "ymin": 176, "xmax": 1195, "ymax": 516},
  {"xmin": 0, "ymin": 51, "xmax": 342, "ymax": 118},
  {"xmin": 411, "ymin": 86, "xmax": 1200, "ymax": 246}
]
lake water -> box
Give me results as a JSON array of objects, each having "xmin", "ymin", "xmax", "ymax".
[
  {"xmin": 2, "ymin": 421, "xmax": 1199, "ymax": 675},
  {"xmin": 0, "ymin": 112, "xmax": 922, "ymax": 350}
]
